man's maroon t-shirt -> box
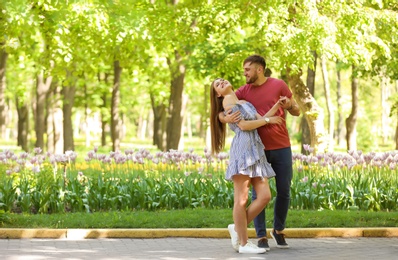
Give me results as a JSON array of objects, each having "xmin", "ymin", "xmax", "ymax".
[{"xmin": 236, "ymin": 77, "xmax": 292, "ymax": 150}]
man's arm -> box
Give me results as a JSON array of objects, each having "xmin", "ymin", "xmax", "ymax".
[{"xmin": 286, "ymin": 100, "xmax": 300, "ymax": 116}]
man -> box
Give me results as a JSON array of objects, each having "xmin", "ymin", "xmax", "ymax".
[{"xmin": 220, "ymin": 54, "xmax": 300, "ymax": 251}]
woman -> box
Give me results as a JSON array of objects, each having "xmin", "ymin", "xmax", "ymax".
[{"xmin": 209, "ymin": 78, "xmax": 282, "ymax": 254}]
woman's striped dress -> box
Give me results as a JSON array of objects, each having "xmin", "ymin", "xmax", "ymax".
[{"xmin": 225, "ymin": 102, "xmax": 275, "ymax": 181}]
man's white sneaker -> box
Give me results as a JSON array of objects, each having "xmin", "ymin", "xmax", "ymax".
[
  {"xmin": 227, "ymin": 224, "xmax": 239, "ymax": 252},
  {"xmin": 239, "ymin": 241, "xmax": 266, "ymax": 254}
]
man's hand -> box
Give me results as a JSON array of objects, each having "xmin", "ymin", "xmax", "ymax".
[
  {"xmin": 224, "ymin": 109, "xmax": 241, "ymax": 124},
  {"xmin": 267, "ymin": 116, "xmax": 285, "ymax": 125},
  {"xmin": 278, "ymin": 96, "xmax": 292, "ymax": 110}
]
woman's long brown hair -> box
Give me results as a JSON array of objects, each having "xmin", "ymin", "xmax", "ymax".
[{"xmin": 209, "ymin": 79, "xmax": 226, "ymax": 154}]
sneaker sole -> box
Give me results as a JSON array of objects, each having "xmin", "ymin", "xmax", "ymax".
[
  {"xmin": 276, "ymin": 244, "xmax": 290, "ymax": 249},
  {"xmin": 239, "ymin": 249, "xmax": 266, "ymax": 254},
  {"xmin": 258, "ymin": 245, "xmax": 270, "ymax": 251}
]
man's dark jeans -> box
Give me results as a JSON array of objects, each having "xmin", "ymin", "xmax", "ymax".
[{"xmin": 252, "ymin": 147, "xmax": 293, "ymax": 237}]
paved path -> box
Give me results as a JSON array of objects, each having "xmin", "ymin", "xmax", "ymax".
[{"xmin": 1, "ymin": 237, "xmax": 397, "ymax": 260}]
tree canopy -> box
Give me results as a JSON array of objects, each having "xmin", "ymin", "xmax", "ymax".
[{"xmin": 1, "ymin": 0, "xmax": 397, "ymax": 152}]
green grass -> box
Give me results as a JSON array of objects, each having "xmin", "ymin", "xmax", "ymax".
[{"xmin": 1, "ymin": 208, "xmax": 397, "ymax": 229}]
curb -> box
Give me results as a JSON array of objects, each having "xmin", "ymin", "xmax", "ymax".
[{"xmin": 1, "ymin": 227, "xmax": 397, "ymax": 239}]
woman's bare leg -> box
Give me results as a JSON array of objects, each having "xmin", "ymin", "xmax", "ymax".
[
  {"xmin": 232, "ymin": 175, "xmax": 251, "ymax": 246},
  {"xmin": 246, "ymin": 178, "xmax": 271, "ymax": 224}
]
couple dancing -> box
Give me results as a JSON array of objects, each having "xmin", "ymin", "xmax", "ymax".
[{"xmin": 209, "ymin": 55, "xmax": 300, "ymax": 254}]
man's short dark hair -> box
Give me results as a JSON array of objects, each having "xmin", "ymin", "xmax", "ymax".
[{"xmin": 243, "ymin": 55, "xmax": 266, "ymax": 70}]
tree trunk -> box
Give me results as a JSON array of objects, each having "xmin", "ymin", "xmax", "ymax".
[
  {"xmin": 178, "ymin": 94, "xmax": 189, "ymax": 150},
  {"xmin": 321, "ymin": 56, "xmax": 334, "ymax": 151},
  {"xmin": 35, "ymin": 72, "xmax": 52, "ymax": 149},
  {"xmin": 150, "ymin": 93, "xmax": 167, "ymax": 150},
  {"xmin": 111, "ymin": 60, "xmax": 122, "ymax": 152},
  {"xmin": 395, "ymin": 123, "xmax": 398, "ymax": 150},
  {"xmin": 336, "ymin": 62, "xmax": 345, "ymax": 147},
  {"xmin": 99, "ymin": 73, "xmax": 109, "ymax": 147},
  {"xmin": 83, "ymin": 83, "xmax": 91, "ymax": 148},
  {"xmin": 16, "ymin": 97, "xmax": 29, "ymax": 152},
  {"xmin": 345, "ymin": 66, "xmax": 358, "ymax": 151},
  {"xmin": 380, "ymin": 76, "xmax": 390, "ymax": 145},
  {"xmin": 62, "ymin": 71, "xmax": 76, "ymax": 152},
  {"xmin": 166, "ymin": 52, "xmax": 185, "ymax": 151},
  {"xmin": 0, "ymin": 43, "xmax": 8, "ymax": 139},
  {"xmin": 199, "ymin": 83, "xmax": 209, "ymax": 139},
  {"xmin": 46, "ymin": 80, "xmax": 63, "ymax": 154},
  {"xmin": 137, "ymin": 107, "xmax": 147, "ymax": 139},
  {"xmin": 287, "ymin": 68, "xmax": 326, "ymax": 153},
  {"xmin": 394, "ymin": 81, "xmax": 398, "ymax": 150},
  {"xmin": 301, "ymin": 51, "xmax": 316, "ymax": 154}
]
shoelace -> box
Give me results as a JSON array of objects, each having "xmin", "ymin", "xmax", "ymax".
[{"xmin": 245, "ymin": 241, "xmax": 257, "ymax": 248}]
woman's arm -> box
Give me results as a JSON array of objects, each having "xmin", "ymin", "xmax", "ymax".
[
  {"xmin": 264, "ymin": 101, "xmax": 281, "ymax": 117},
  {"xmin": 238, "ymin": 116, "xmax": 284, "ymax": 131},
  {"xmin": 254, "ymin": 101, "xmax": 280, "ymax": 120},
  {"xmin": 238, "ymin": 118, "xmax": 267, "ymax": 131}
]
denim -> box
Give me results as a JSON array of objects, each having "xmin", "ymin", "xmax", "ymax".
[{"xmin": 252, "ymin": 147, "xmax": 293, "ymax": 237}]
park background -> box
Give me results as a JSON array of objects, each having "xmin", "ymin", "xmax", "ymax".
[{"xmin": 0, "ymin": 0, "xmax": 398, "ymax": 225}]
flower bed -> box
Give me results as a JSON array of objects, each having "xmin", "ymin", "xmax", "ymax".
[{"xmin": 0, "ymin": 147, "xmax": 397, "ymax": 213}]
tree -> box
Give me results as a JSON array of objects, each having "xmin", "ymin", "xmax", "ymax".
[
  {"xmin": 0, "ymin": 43, "xmax": 7, "ymax": 139},
  {"xmin": 321, "ymin": 56, "xmax": 334, "ymax": 151},
  {"xmin": 301, "ymin": 51, "xmax": 317, "ymax": 153}
]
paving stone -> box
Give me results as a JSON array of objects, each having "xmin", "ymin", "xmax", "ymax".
[{"xmin": 0, "ymin": 237, "xmax": 397, "ymax": 260}]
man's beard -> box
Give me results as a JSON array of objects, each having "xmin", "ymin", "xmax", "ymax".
[{"xmin": 246, "ymin": 74, "xmax": 258, "ymax": 84}]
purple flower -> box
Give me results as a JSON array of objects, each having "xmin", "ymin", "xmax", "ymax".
[
  {"xmin": 103, "ymin": 156, "xmax": 112, "ymax": 164},
  {"xmin": 48, "ymin": 155, "xmax": 56, "ymax": 165},
  {"xmin": 16, "ymin": 159, "xmax": 25, "ymax": 165},
  {"xmin": 389, "ymin": 163, "xmax": 396, "ymax": 170},
  {"xmin": 30, "ymin": 156, "xmax": 38, "ymax": 164},
  {"xmin": 19, "ymin": 152, "xmax": 29, "ymax": 159},
  {"xmin": 4, "ymin": 149, "xmax": 15, "ymax": 159},
  {"xmin": 55, "ymin": 154, "xmax": 68, "ymax": 164},
  {"xmin": 87, "ymin": 150, "xmax": 96, "ymax": 160},
  {"xmin": 34, "ymin": 147, "xmax": 42, "ymax": 154},
  {"xmin": 65, "ymin": 150, "xmax": 77, "ymax": 162},
  {"xmin": 114, "ymin": 154, "xmax": 127, "ymax": 164},
  {"xmin": 32, "ymin": 165, "xmax": 40, "ymax": 173},
  {"xmin": 217, "ymin": 152, "xmax": 229, "ymax": 161},
  {"xmin": 125, "ymin": 149, "xmax": 134, "ymax": 155}
]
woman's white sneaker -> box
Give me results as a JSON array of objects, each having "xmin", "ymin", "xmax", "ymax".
[
  {"xmin": 227, "ymin": 224, "xmax": 239, "ymax": 251},
  {"xmin": 239, "ymin": 241, "xmax": 266, "ymax": 254}
]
